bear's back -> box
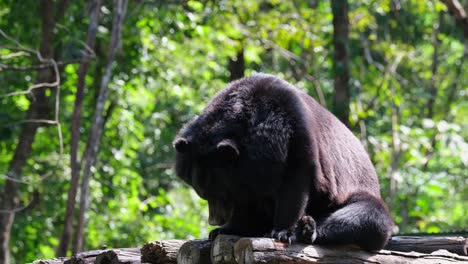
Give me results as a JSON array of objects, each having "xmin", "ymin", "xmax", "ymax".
[{"xmin": 201, "ymin": 74, "xmax": 381, "ymax": 202}]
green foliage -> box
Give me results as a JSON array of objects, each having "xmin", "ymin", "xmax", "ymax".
[{"xmin": 0, "ymin": 1, "xmax": 466, "ymax": 263}]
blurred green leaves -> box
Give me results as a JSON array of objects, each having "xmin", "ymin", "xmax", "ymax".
[{"xmin": 0, "ymin": 0, "xmax": 466, "ymax": 263}]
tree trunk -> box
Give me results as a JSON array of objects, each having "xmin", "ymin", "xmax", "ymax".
[
  {"xmin": 331, "ymin": 0, "xmax": 351, "ymax": 128},
  {"xmin": 427, "ymin": 12, "xmax": 441, "ymax": 120},
  {"xmin": 57, "ymin": 0, "xmax": 103, "ymax": 257},
  {"xmin": 421, "ymin": 12, "xmax": 442, "ymax": 172},
  {"xmin": 228, "ymin": 49, "xmax": 245, "ymax": 82},
  {"xmin": 73, "ymin": 0, "xmax": 128, "ymax": 254},
  {"xmin": 0, "ymin": 1, "xmax": 55, "ymax": 263}
]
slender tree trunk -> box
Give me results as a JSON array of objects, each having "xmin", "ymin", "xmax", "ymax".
[
  {"xmin": 57, "ymin": 0, "xmax": 102, "ymax": 257},
  {"xmin": 421, "ymin": 13, "xmax": 442, "ymax": 172},
  {"xmin": 331, "ymin": 0, "xmax": 350, "ymax": 128},
  {"xmin": 0, "ymin": 1, "xmax": 55, "ymax": 263},
  {"xmin": 73, "ymin": 0, "xmax": 128, "ymax": 254},
  {"xmin": 427, "ymin": 13, "xmax": 441, "ymax": 120},
  {"xmin": 228, "ymin": 49, "xmax": 245, "ymax": 81}
]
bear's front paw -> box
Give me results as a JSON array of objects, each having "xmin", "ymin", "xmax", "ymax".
[
  {"xmin": 296, "ymin": 215, "xmax": 317, "ymax": 244},
  {"xmin": 268, "ymin": 228, "xmax": 297, "ymax": 244}
]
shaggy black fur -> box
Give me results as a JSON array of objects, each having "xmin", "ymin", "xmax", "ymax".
[{"xmin": 173, "ymin": 74, "xmax": 393, "ymax": 251}]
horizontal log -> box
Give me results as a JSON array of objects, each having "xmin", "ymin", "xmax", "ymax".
[
  {"xmin": 140, "ymin": 239, "xmax": 186, "ymax": 264},
  {"xmin": 234, "ymin": 237, "xmax": 468, "ymax": 264},
  {"xmin": 33, "ymin": 236, "xmax": 468, "ymax": 264},
  {"xmin": 60, "ymin": 248, "xmax": 139, "ymax": 264},
  {"xmin": 386, "ymin": 236, "xmax": 468, "ymax": 256},
  {"xmin": 95, "ymin": 249, "xmax": 141, "ymax": 264},
  {"xmin": 32, "ymin": 257, "xmax": 69, "ymax": 264},
  {"xmin": 63, "ymin": 249, "xmax": 109, "ymax": 264}
]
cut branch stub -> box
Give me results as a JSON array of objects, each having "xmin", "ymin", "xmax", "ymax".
[
  {"xmin": 211, "ymin": 235, "xmax": 240, "ymax": 264},
  {"xmin": 140, "ymin": 239, "xmax": 186, "ymax": 264},
  {"xmin": 177, "ymin": 239, "xmax": 212, "ymax": 264}
]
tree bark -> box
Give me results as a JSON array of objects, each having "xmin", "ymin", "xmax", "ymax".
[
  {"xmin": 141, "ymin": 240, "xmax": 186, "ymax": 264},
  {"xmin": 386, "ymin": 236, "xmax": 468, "ymax": 256},
  {"xmin": 211, "ymin": 235, "xmax": 240, "ymax": 264},
  {"xmin": 422, "ymin": 12, "xmax": 443, "ymax": 172},
  {"xmin": 73, "ymin": 0, "xmax": 128, "ymax": 254},
  {"xmin": 33, "ymin": 236, "xmax": 468, "ymax": 264},
  {"xmin": 177, "ymin": 239, "xmax": 212, "ymax": 264},
  {"xmin": 62, "ymin": 248, "xmax": 140, "ymax": 264},
  {"xmin": 234, "ymin": 237, "xmax": 468, "ymax": 264},
  {"xmin": 331, "ymin": 0, "xmax": 351, "ymax": 128},
  {"xmin": 427, "ymin": 12, "xmax": 441, "ymax": 120},
  {"xmin": 228, "ymin": 49, "xmax": 245, "ymax": 82},
  {"xmin": 57, "ymin": 0, "xmax": 103, "ymax": 257},
  {"xmin": 0, "ymin": 1, "xmax": 55, "ymax": 263},
  {"xmin": 94, "ymin": 249, "xmax": 141, "ymax": 264}
]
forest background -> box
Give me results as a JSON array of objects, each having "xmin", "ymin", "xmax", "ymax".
[{"xmin": 0, "ymin": 0, "xmax": 466, "ymax": 263}]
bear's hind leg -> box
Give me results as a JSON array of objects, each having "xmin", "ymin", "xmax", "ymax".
[{"xmin": 314, "ymin": 192, "xmax": 393, "ymax": 251}]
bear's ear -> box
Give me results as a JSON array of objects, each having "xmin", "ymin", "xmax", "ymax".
[
  {"xmin": 173, "ymin": 137, "xmax": 190, "ymax": 153},
  {"xmin": 216, "ymin": 139, "xmax": 239, "ymax": 159}
]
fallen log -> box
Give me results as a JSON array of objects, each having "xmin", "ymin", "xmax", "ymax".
[
  {"xmin": 32, "ymin": 257, "xmax": 69, "ymax": 264},
  {"xmin": 386, "ymin": 236, "xmax": 468, "ymax": 256},
  {"xmin": 32, "ymin": 236, "xmax": 468, "ymax": 264},
  {"xmin": 63, "ymin": 249, "xmax": 108, "ymax": 264},
  {"xmin": 140, "ymin": 239, "xmax": 186, "ymax": 264},
  {"xmin": 177, "ymin": 239, "xmax": 212, "ymax": 264},
  {"xmin": 95, "ymin": 249, "xmax": 141, "ymax": 264},
  {"xmin": 234, "ymin": 237, "xmax": 468, "ymax": 264},
  {"xmin": 46, "ymin": 248, "xmax": 140, "ymax": 264}
]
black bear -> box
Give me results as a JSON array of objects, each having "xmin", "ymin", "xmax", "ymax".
[{"xmin": 173, "ymin": 74, "xmax": 393, "ymax": 251}]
